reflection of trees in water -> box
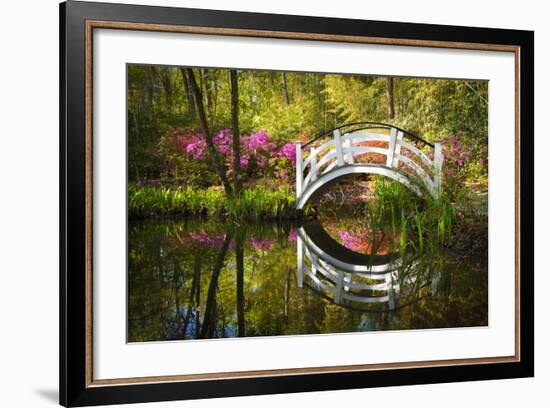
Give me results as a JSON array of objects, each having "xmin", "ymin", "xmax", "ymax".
[{"xmin": 127, "ymin": 219, "xmax": 487, "ymax": 343}]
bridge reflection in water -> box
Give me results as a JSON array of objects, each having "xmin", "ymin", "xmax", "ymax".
[
  {"xmin": 127, "ymin": 218, "xmax": 488, "ymax": 342},
  {"xmin": 296, "ymin": 220, "xmax": 440, "ymax": 312}
]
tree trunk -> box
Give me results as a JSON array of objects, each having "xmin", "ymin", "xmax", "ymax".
[
  {"xmin": 200, "ymin": 232, "xmax": 233, "ymax": 339},
  {"xmin": 160, "ymin": 68, "xmax": 173, "ymax": 112},
  {"xmin": 386, "ymin": 77, "xmax": 395, "ymax": 120},
  {"xmin": 185, "ymin": 68, "xmax": 233, "ymax": 196},
  {"xmin": 200, "ymin": 69, "xmax": 215, "ymax": 124},
  {"xmin": 179, "ymin": 68, "xmax": 195, "ymax": 117},
  {"xmin": 195, "ymin": 256, "xmax": 201, "ymax": 339},
  {"xmin": 281, "ymin": 72, "xmax": 290, "ymax": 105},
  {"xmin": 284, "ymin": 266, "xmax": 291, "ymax": 320},
  {"xmin": 181, "ymin": 254, "xmax": 201, "ymax": 339},
  {"xmin": 230, "ymin": 70, "xmax": 242, "ymax": 193},
  {"xmin": 235, "ymin": 234, "xmax": 245, "ymax": 337}
]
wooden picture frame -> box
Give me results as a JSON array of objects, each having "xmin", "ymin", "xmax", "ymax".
[{"xmin": 60, "ymin": 1, "xmax": 534, "ymax": 406}]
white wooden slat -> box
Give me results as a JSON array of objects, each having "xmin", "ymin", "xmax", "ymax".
[
  {"xmin": 315, "ymin": 150, "xmax": 337, "ymax": 169},
  {"xmin": 342, "ymin": 132, "xmax": 390, "ymax": 143},
  {"xmin": 347, "ymin": 146, "xmax": 389, "ymax": 158},
  {"xmin": 320, "ymin": 160, "xmax": 338, "ymax": 176},
  {"xmin": 312, "ymin": 261, "xmax": 391, "ymax": 290},
  {"xmin": 302, "ymin": 154, "xmax": 336, "ymax": 189},
  {"xmin": 396, "ymin": 139, "xmax": 433, "ymax": 170},
  {"xmin": 302, "ymin": 139, "xmax": 335, "ymax": 168},
  {"xmin": 305, "ymin": 269, "xmax": 335, "ymax": 295},
  {"xmin": 342, "ymin": 293, "xmax": 390, "ymax": 304},
  {"xmin": 310, "ymin": 147, "xmax": 318, "ymax": 182},
  {"xmin": 394, "ymin": 153, "xmax": 435, "ymax": 194}
]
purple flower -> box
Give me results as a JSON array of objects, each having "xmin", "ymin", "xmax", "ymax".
[
  {"xmin": 189, "ymin": 231, "xmax": 226, "ymax": 246},
  {"xmin": 338, "ymin": 231, "xmax": 365, "ymax": 251},
  {"xmin": 277, "ymin": 143, "xmax": 297, "ymax": 165},
  {"xmin": 250, "ymin": 237, "xmax": 274, "ymax": 251}
]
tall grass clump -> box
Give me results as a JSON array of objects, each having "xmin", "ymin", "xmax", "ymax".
[
  {"xmin": 366, "ymin": 177, "xmax": 455, "ymax": 256},
  {"xmin": 128, "ymin": 184, "xmax": 298, "ymax": 220},
  {"xmin": 226, "ymin": 187, "xmax": 296, "ymax": 221}
]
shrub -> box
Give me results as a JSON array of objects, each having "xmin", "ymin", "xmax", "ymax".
[{"xmin": 156, "ymin": 128, "xmax": 297, "ymax": 186}]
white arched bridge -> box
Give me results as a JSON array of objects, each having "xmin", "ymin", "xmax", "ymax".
[{"xmin": 295, "ymin": 122, "xmax": 444, "ymax": 209}]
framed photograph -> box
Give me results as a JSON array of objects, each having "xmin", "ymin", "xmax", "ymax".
[{"xmin": 60, "ymin": 1, "xmax": 534, "ymax": 406}]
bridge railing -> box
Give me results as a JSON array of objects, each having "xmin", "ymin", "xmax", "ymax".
[{"xmin": 296, "ymin": 123, "xmax": 443, "ymax": 201}]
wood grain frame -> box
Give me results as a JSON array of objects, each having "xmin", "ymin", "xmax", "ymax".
[{"xmin": 60, "ymin": 1, "xmax": 534, "ymax": 406}]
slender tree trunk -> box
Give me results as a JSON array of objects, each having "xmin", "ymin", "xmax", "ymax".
[
  {"xmin": 145, "ymin": 70, "xmax": 154, "ymax": 123},
  {"xmin": 200, "ymin": 232, "xmax": 233, "ymax": 338},
  {"xmin": 281, "ymin": 72, "xmax": 290, "ymax": 105},
  {"xmin": 181, "ymin": 254, "xmax": 201, "ymax": 338},
  {"xmin": 160, "ymin": 68, "xmax": 173, "ymax": 112},
  {"xmin": 284, "ymin": 266, "xmax": 291, "ymax": 320},
  {"xmin": 195, "ymin": 259, "xmax": 201, "ymax": 339},
  {"xmin": 179, "ymin": 68, "xmax": 195, "ymax": 117},
  {"xmin": 230, "ymin": 70, "xmax": 242, "ymax": 193},
  {"xmin": 173, "ymin": 260, "xmax": 182, "ymax": 337},
  {"xmin": 185, "ymin": 68, "xmax": 233, "ymax": 196},
  {"xmin": 386, "ymin": 77, "xmax": 395, "ymax": 120},
  {"xmin": 201, "ymin": 69, "xmax": 215, "ymax": 124},
  {"xmin": 235, "ymin": 234, "xmax": 245, "ymax": 337}
]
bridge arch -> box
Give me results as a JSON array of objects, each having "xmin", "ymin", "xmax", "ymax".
[
  {"xmin": 295, "ymin": 122, "xmax": 443, "ymax": 209},
  {"xmin": 296, "ymin": 220, "xmax": 436, "ymax": 309}
]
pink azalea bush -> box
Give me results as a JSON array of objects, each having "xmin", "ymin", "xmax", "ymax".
[
  {"xmin": 162, "ymin": 128, "xmax": 297, "ymax": 183},
  {"xmin": 439, "ymin": 135, "xmax": 479, "ymax": 198},
  {"xmin": 338, "ymin": 231, "xmax": 366, "ymax": 252},
  {"xmin": 250, "ymin": 237, "xmax": 275, "ymax": 251}
]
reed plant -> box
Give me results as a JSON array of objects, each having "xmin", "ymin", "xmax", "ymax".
[{"xmin": 364, "ymin": 177, "xmax": 455, "ymax": 256}]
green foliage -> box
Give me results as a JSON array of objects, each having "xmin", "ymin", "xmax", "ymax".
[
  {"xmin": 367, "ymin": 178, "xmax": 456, "ymax": 255},
  {"xmin": 128, "ymin": 184, "xmax": 297, "ymax": 220},
  {"xmin": 127, "ymin": 64, "xmax": 490, "ymax": 220},
  {"xmin": 323, "ymin": 75, "xmax": 387, "ymax": 122},
  {"xmin": 339, "ymin": 176, "xmax": 485, "ymax": 260},
  {"xmin": 225, "ymin": 187, "xmax": 297, "ymax": 221}
]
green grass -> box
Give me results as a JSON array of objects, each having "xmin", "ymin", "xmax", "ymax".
[
  {"xmin": 367, "ymin": 177, "xmax": 455, "ymax": 255},
  {"xmin": 128, "ymin": 184, "xmax": 298, "ymax": 221}
]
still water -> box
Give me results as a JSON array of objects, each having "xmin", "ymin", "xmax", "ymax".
[{"xmin": 127, "ymin": 215, "xmax": 487, "ymax": 342}]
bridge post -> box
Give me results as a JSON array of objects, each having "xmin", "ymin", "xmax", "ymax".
[
  {"xmin": 295, "ymin": 143, "xmax": 303, "ymax": 197},
  {"xmin": 433, "ymin": 141, "xmax": 443, "ymax": 198},
  {"xmin": 334, "ymin": 129, "xmax": 345, "ymax": 167},
  {"xmin": 386, "ymin": 127, "xmax": 398, "ymax": 168},
  {"xmin": 343, "ymin": 136, "xmax": 354, "ymax": 164},
  {"xmin": 393, "ymin": 131, "xmax": 404, "ymax": 168},
  {"xmin": 334, "ymin": 270, "xmax": 344, "ymax": 304}
]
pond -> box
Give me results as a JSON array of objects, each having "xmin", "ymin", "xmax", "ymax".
[{"xmin": 127, "ymin": 213, "xmax": 488, "ymax": 343}]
